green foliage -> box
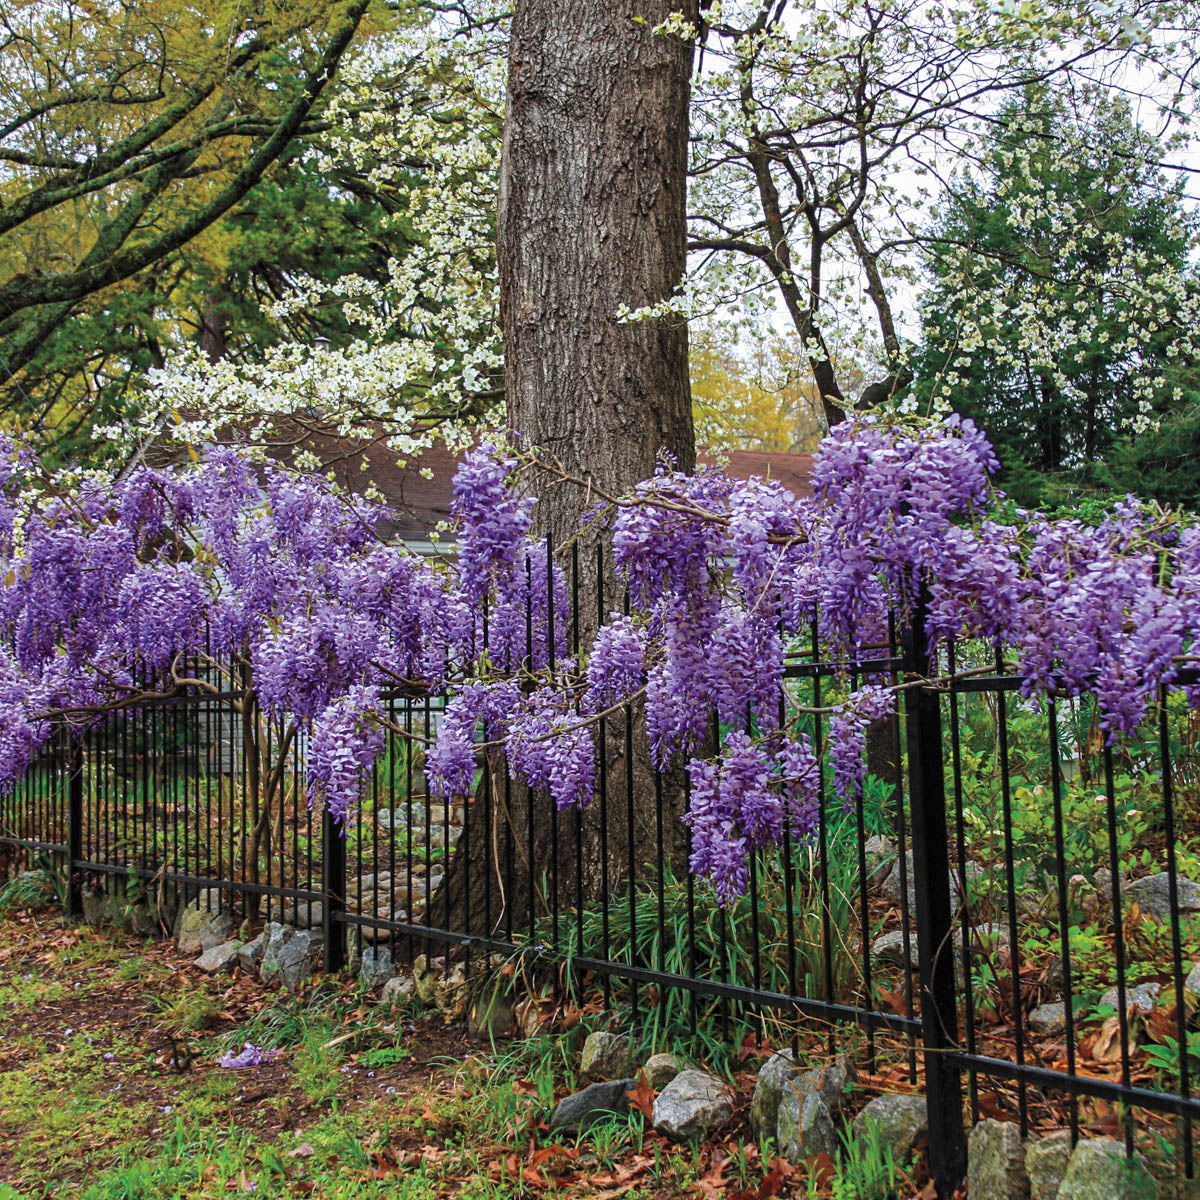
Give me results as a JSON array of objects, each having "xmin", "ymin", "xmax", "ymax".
[
  {"xmin": 218, "ymin": 983, "xmax": 353, "ymax": 1053},
  {"xmin": 531, "ymin": 798, "xmax": 882, "ymax": 1064},
  {"xmin": 0, "ymin": 866, "xmax": 57, "ymax": 913},
  {"xmin": 827, "ymin": 1121, "xmax": 912, "ymax": 1200},
  {"xmin": 151, "ymin": 987, "xmax": 222, "ymax": 1037}
]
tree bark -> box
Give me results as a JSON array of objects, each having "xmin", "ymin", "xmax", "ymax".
[
  {"xmin": 498, "ymin": 0, "xmax": 697, "ymax": 530},
  {"xmin": 432, "ymin": 0, "xmax": 698, "ymax": 938}
]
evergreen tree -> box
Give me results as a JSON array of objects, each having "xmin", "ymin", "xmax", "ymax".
[{"xmin": 912, "ymin": 86, "xmax": 1200, "ymax": 507}]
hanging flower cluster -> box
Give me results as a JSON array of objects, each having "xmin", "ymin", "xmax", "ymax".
[{"xmin": 3, "ymin": 414, "xmax": 1200, "ymax": 904}]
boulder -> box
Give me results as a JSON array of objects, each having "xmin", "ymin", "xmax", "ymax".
[
  {"xmin": 237, "ymin": 932, "xmax": 265, "ymax": 974},
  {"xmin": 882, "ymin": 853, "xmax": 980, "ymax": 917},
  {"xmin": 581, "ymin": 1031, "xmax": 633, "ymax": 1081},
  {"xmin": 652, "ymin": 1070, "xmax": 735, "ymax": 1142},
  {"xmin": 873, "ymin": 930, "xmax": 917, "ymax": 968},
  {"xmin": 777, "ymin": 1087, "xmax": 837, "ymax": 1162},
  {"xmin": 750, "ymin": 1050, "xmax": 802, "ymax": 1137},
  {"xmin": 379, "ymin": 974, "xmax": 417, "ymax": 1007},
  {"xmin": 267, "ymin": 900, "xmax": 324, "ymax": 930},
  {"xmin": 851, "ymin": 1094, "xmax": 928, "ymax": 1163},
  {"xmin": 1026, "ymin": 1130, "xmax": 1073, "ymax": 1200},
  {"xmin": 81, "ymin": 889, "xmax": 107, "ymax": 925},
  {"xmin": 550, "ymin": 1078, "xmax": 636, "ymax": 1133},
  {"xmin": 193, "ymin": 940, "xmax": 240, "ymax": 975},
  {"xmin": 435, "ymin": 964, "xmax": 469, "ymax": 1020},
  {"xmin": 1185, "ymin": 963, "xmax": 1200, "ymax": 1008},
  {"xmin": 1029, "ymin": 1002, "xmax": 1068, "ymax": 1036},
  {"xmin": 1123, "ymin": 874, "xmax": 1200, "ymax": 924},
  {"xmin": 1099, "ymin": 983, "xmax": 1160, "ymax": 1015},
  {"xmin": 360, "ymin": 946, "xmax": 396, "ymax": 991},
  {"xmin": 864, "ymin": 834, "xmax": 896, "ymax": 890},
  {"xmin": 411, "ymin": 955, "xmax": 441, "ymax": 1006},
  {"xmin": 968, "ymin": 1119, "xmax": 1030, "ymax": 1200},
  {"xmin": 800, "ymin": 1058, "xmax": 851, "ymax": 1113},
  {"xmin": 174, "ymin": 890, "xmax": 233, "ymax": 954},
  {"xmin": 1057, "ymin": 1137, "xmax": 1158, "ymax": 1200},
  {"xmin": 259, "ymin": 923, "xmax": 322, "ymax": 990},
  {"xmin": 128, "ymin": 902, "xmax": 156, "ymax": 937},
  {"xmin": 971, "ymin": 922, "xmax": 1013, "ymax": 954},
  {"xmin": 642, "ymin": 1053, "xmax": 681, "ymax": 1091},
  {"xmin": 468, "ymin": 990, "xmax": 514, "ymax": 1038}
]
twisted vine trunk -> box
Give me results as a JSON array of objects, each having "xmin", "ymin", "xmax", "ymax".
[{"xmin": 434, "ymin": 0, "xmax": 697, "ymax": 938}]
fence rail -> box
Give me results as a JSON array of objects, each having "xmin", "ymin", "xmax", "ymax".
[{"xmin": 5, "ymin": 596, "xmax": 1200, "ymax": 1197}]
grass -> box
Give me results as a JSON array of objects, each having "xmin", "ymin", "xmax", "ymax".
[{"xmin": 0, "ymin": 892, "xmax": 931, "ymax": 1199}]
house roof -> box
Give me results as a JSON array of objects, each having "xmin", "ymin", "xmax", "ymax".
[{"xmin": 279, "ymin": 437, "xmax": 816, "ymax": 543}]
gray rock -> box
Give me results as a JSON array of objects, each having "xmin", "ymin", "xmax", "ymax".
[
  {"xmin": 852, "ymin": 1094, "xmax": 928, "ymax": 1163},
  {"xmin": 1185, "ymin": 963, "xmax": 1200, "ymax": 1007},
  {"xmin": 652, "ymin": 1070, "xmax": 735, "ymax": 1142},
  {"xmin": 882, "ymin": 852, "xmax": 918, "ymax": 913},
  {"xmin": 81, "ymin": 889, "xmax": 107, "ymax": 925},
  {"xmin": 237, "ymin": 932, "xmax": 265, "ymax": 974},
  {"xmin": 1027, "ymin": 1131, "xmax": 1073, "ymax": 1200},
  {"xmin": 128, "ymin": 902, "xmax": 156, "ymax": 937},
  {"xmin": 550, "ymin": 1078, "xmax": 636, "ymax": 1133},
  {"xmin": 882, "ymin": 853, "xmax": 980, "ymax": 917},
  {"xmin": 174, "ymin": 890, "xmax": 233, "ymax": 954},
  {"xmin": 193, "ymin": 940, "xmax": 241, "ymax": 974},
  {"xmin": 750, "ymin": 1050, "xmax": 802, "ymax": 1137},
  {"xmin": 267, "ymin": 900, "xmax": 324, "ymax": 930},
  {"xmin": 1058, "ymin": 1137, "xmax": 1158, "ymax": 1200},
  {"xmin": 259, "ymin": 923, "xmax": 322, "ymax": 990},
  {"xmin": 777, "ymin": 1087, "xmax": 837, "ymax": 1162},
  {"xmin": 435, "ymin": 964, "xmax": 469, "ymax": 1019},
  {"xmin": 379, "ymin": 974, "xmax": 417, "ymax": 1007},
  {"xmin": 468, "ymin": 990, "xmax": 513, "ymax": 1038},
  {"xmin": 260, "ymin": 921, "xmax": 290, "ymax": 966},
  {"xmin": 377, "ymin": 805, "xmax": 426, "ymax": 830},
  {"xmin": 1124, "ymin": 874, "xmax": 1200, "ymax": 923},
  {"xmin": 972, "ymin": 922, "xmax": 1013, "ymax": 954},
  {"xmin": 1099, "ymin": 982, "xmax": 1160, "ymax": 1015},
  {"xmin": 1029, "ymin": 1002, "xmax": 1068, "ymax": 1036},
  {"xmin": 873, "ymin": 930, "xmax": 917, "ymax": 968},
  {"xmin": 642, "ymin": 1053, "xmax": 681, "ymax": 1091},
  {"xmin": 1095, "ymin": 867, "xmax": 1121, "ymax": 906},
  {"xmin": 411, "ymin": 955, "xmax": 440, "ymax": 1006},
  {"xmin": 360, "ymin": 946, "xmax": 395, "ymax": 991},
  {"xmin": 865, "ymin": 834, "xmax": 896, "ymax": 890},
  {"xmin": 581, "ymin": 1031, "xmax": 633, "ymax": 1081},
  {"xmin": 968, "ymin": 1119, "xmax": 1030, "ymax": 1200},
  {"xmin": 801, "ymin": 1058, "xmax": 851, "ymax": 1113}
]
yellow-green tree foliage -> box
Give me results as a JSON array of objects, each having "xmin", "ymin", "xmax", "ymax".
[
  {"xmin": 0, "ymin": 0, "xmax": 375, "ymax": 456},
  {"xmin": 690, "ymin": 327, "xmax": 857, "ymax": 453}
]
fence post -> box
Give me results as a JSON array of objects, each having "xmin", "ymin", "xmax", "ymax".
[
  {"xmin": 902, "ymin": 590, "xmax": 967, "ymax": 1198},
  {"xmin": 323, "ymin": 805, "xmax": 347, "ymax": 973},
  {"xmin": 66, "ymin": 736, "xmax": 83, "ymax": 919}
]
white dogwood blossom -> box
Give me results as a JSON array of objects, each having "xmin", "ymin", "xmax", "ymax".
[{"xmin": 109, "ymin": 7, "xmax": 507, "ymax": 466}]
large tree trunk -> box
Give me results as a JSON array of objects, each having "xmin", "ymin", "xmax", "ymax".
[
  {"xmin": 498, "ymin": 0, "xmax": 696, "ymax": 525},
  {"xmin": 434, "ymin": 0, "xmax": 697, "ymax": 940}
]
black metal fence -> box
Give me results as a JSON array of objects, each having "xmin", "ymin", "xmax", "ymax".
[{"xmin": 4, "ymin": 579, "xmax": 1200, "ymax": 1196}]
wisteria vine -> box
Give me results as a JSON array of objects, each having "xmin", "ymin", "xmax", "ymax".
[{"xmin": 2, "ymin": 415, "xmax": 1198, "ymax": 902}]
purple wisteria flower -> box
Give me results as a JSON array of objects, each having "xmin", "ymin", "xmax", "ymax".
[{"xmin": 218, "ymin": 1043, "xmax": 280, "ymax": 1069}]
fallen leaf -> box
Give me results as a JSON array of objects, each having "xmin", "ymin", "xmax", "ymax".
[
  {"xmin": 1146, "ymin": 1003, "xmax": 1180, "ymax": 1045},
  {"xmin": 626, "ymin": 1075, "xmax": 656, "ymax": 1121},
  {"xmin": 288, "ymin": 1142, "xmax": 316, "ymax": 1159},
  {"xmin": 728, "ymin": 1155, "xmax": 797, "ymax": 1199},
  {"xmin": 1085, "ymin": 1015, "xmax": 1127, "ymax": 1065}
]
